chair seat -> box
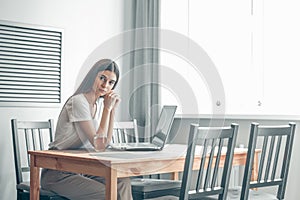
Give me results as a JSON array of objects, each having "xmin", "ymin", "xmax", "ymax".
[
  {"xmin": 131, "ymin": 178, "xmax": 181, "ymax": 199},
  {"xmin": 144, "ymin": 195, "xmax": 219, "ymax": 200},
  {"xmin": 145, "ymin": 196, "xmax": 179, "ymax": 200},
  {"xmin": 17, "ymin": 182, "xmax": 68, "ymax": 199},
  {"xmin": 131, "ymin": 178, "xmax": 182, "ymax": 192}
]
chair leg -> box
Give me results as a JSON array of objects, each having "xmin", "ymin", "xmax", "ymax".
[
  {"xmin": 17, "ymin": 192, "xmax": 21, "ymax": 200},
  {"xmin": 18, "ymin": 191, "xmax": 30, "ymax": 200},
  {"xmin": 17, "ymin": 190, "xmax": 23, "ymax": 200}
]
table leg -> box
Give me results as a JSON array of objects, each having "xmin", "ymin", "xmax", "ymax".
[
  {"xmin": 106, "ymin": 168, "xmax": 118, "ymax": 200},
  {"xmin": 30, "ymin": 154, "xmax": 40, "ymax": 200},
  {"xmin": 251, "ymin": 151, "xmax": 259, "ymax": 181},
  {"xmin": 170, "ymin": 172, "xmax": 179, "ymax": 180}
]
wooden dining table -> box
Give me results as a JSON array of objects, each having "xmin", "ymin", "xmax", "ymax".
[{"xmin": 29, "ymin": 144, "xmax": 261, "ymax": 200}]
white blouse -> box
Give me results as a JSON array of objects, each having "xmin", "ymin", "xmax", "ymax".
[{"xmin": 49, "ymin": 93, "xmax": 103, "ymax": 150}]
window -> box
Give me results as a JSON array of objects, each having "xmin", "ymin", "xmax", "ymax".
[{"xmin": 0, "ymin": 20, "xmax": 62, "ymax": 106}]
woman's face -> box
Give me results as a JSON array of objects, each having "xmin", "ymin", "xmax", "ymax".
[{"xmin": 93, "ymin": 70, "xmax": 117, "ymax": 97}]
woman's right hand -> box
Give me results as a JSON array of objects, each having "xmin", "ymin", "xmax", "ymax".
[{"xmin": 103, "ymin": 91, "xmax": 120, "ymax": 111}]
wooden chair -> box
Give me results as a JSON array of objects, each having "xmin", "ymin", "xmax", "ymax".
[
  {"xmin": 177, "ymin": 123, "xmax": 239, "ymax": 200},
  {"xmin": 112, "ymin": 119, "xmax": 182, "ymax": 200},
  {"xmin": 228, "ymin": 122, "xmax": 296, "ymax": 200},
  {"xmin": 11, "ymin": 119, "xmax": 68, "ymax": 200},
  {"xmin": 112, "ymin": 119, "xmax": 139, "ymax": 143}
]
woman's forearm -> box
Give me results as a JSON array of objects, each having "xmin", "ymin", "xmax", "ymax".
[
  {"xmin": 97, "ymin": 107, "xmax": 111, "ymax": 136},
  {"xmin": 106, "ymin": 109, "xmax": 115, "ymax": 143}
]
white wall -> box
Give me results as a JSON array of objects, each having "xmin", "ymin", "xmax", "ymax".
[{"xmin": 0, "ymin": 0, "xmax": 123, "ymax": 199}]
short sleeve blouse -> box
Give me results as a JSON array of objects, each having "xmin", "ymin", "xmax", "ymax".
[{"xmin": 49, "ymin": 94, "xmax": 102, "ymax": 150}]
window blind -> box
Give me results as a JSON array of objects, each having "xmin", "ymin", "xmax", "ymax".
[{"xmin": 0, "ymin": 20, "xmax": 62, "ymax": 106}]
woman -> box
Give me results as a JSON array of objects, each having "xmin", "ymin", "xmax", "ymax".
[{"xmin": 41, "ymin": 59, "xmax": 133, "ymax": 200}]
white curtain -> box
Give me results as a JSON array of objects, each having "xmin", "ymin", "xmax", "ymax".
[{"xmin": 120, "ymin": 0, "xmax": 160, "ymax": 141}]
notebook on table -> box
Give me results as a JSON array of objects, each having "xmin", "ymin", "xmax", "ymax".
[{"xmin": 109, "ymin": 105, "xmax": 177, "ymax": 151}]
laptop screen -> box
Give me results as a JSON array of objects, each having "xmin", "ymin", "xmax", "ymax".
[{"xmin": 152, "ymin": 105, "xmax": 177, "ymax": 147}]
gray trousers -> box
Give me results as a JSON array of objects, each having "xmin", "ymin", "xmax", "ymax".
[{"xmin": 41, "ymin": 169, "xmax": 133, "ymax": 200}]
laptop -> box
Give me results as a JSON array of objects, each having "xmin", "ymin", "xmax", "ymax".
[{"xmin": 109, "ymin": 105, "xmax": 177, "ymax": 151}]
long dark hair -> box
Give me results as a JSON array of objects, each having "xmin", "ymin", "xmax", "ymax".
[{"xmin": 74, "ymin": 59, "xmax": 120, "ymax": 96}]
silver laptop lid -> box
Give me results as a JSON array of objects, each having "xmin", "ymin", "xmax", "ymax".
[{"xmin": 152, "ymin": 105, "xmax": 177, "ymax": 148}]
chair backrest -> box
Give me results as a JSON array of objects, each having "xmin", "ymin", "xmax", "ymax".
[
  {"xmin": 112, "ymin": 119, "xmax": 139, "ymax": 143},
  {"xmin": 180, "ymin": 123, "xmax": 239, "ymax": 200},
  {"xmin": 11, "ymin": 119, "xmax": 54, "ymax": 184},
  {"xmin": 240, "ymin": 122, "xmax": 296, "ymax": 200}
]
